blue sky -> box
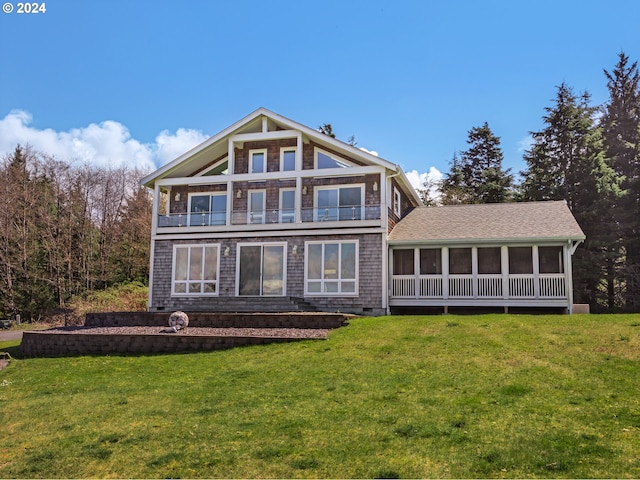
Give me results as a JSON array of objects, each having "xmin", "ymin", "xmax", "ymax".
[{"xmin": 1, "ymin": 0, "xmax": 639, "ymax": 189}]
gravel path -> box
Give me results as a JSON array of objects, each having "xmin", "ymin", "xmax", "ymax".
[{"xmin": 29, "ymin": 326, "xmax": 331, "ymax": 339}]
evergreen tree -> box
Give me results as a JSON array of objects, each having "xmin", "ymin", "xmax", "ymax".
[
  {"xmin": 521, "ymin": 83, "xmax": 622, "ymax": 310},
  {"xmin": 602, "ymin": 52, "xmax": 640, "ymax": 311},
  {"xmin": 439, "ymin": 123, "xmax": 513, "ymax": 204}
]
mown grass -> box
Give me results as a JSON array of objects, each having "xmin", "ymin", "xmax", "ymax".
[{"xmin": 1, "ymin": 314, "xmax": 639, "ymax": 478}]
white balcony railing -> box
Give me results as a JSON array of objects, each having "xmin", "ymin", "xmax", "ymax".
[{"xmin": 157, "ymin": 204, "xmax": 381, "ymax": 229}]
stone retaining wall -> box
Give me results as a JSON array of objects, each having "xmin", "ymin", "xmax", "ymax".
[
  {"xmin": 20, "ymin": 331, "xmax": 300, "ymax": 357},
  {"xmin": 85, "ymin": 311, "xmax": 350, "ymax": 329}
]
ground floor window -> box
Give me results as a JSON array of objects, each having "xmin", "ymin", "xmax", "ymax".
[
  {"xmin": 305, "ymin": 240, "xmax": 358, "ymax": 295},
  {"xmin": 172, "ymin": 244, "xmax": 220, "ymax": 295}
]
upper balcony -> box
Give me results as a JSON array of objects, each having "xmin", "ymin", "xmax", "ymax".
[{"xmin": 157, "ymin": 204, "xmax": 382, "ymax": 231}]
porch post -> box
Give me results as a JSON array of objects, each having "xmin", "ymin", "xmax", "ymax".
[
  {"xmin": 442, "ymin": 247, "xmax": 449, "ymax": 299},
  {"xmin": 151, "ymin": 183, "xmax": 160, "ymax": 235},
  {"xmin": 414, "ymin": 247, "xmax": 420, "ymax": 298},
  {"xmin": 564, "ymin": 242, "xmax": 574, "ymax": 313},
  {"xmin": 472, "ymin": 247, "xmax": 478, "ymax": 298},
  {"xmin": 501, "ymin": 246, "xmax": 509, "ymax": 299},
  {"xmin": 532, "ymin": 245, "xmax": 540, "ymax": 298}
]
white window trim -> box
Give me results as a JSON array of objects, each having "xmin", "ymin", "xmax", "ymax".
[
  {"xmin": 280, "ymin": 147, "xmax": 297, "ymax": 172},
  {"xmin": 314, "ymin": 147, "xmax": 354, "ymax": 169},
  {"xmin": 249, "ymin": 148, "xmax": 268, "ymax": 174},
  {"xmin": 171, "ymin": 243, "xmax": 221, "ymax": 296},
  {"xmin": 187, "ymin": 192, "xmax": 227, "ymax": 226},
  {"xmin": 235, "ymin": 242, "xmax": 288, "ymax": 297},
  {"xmin": 314, "ymin": 183, "xmax": 365, "ymax": 222},
  {"xmin": 393, "ymin": 187, "xmax": 402, "ymax": 217},
  {"xmin": 279, "ymin": 188, "xmax": 296, "ymax": 224},
  {"xmin": 304, "ymin": 240, "xmax": 359, "ymax": 296},
  {"xmin": 248, "ymin": 189, "xmax": 266, "ymax": 224}
]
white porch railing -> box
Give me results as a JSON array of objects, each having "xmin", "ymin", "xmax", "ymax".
[
  {"xmin": 509, "ymin": 274, "xmax": 536, "ymax": 298},
  {"xmin": 391, "ymin": 273, "xmax": 567, "ymax": 300},
  {"xmin": 391, "ymin": 275, "xmax": 416, "ymax": 297},
  {"xmin": 539, "ymin": 273, "xmax": 566, "ymax": 297},
  {"xmin": 478, "ymin": 274, "xmax": 503, "ymax": 297},
  {"xmin": 449, "ymin": 275, "xmax": 473, "ymax": 297},
  {"xmin": 420, "ymin": 275, "xmax": 443, "ymax": 297}
]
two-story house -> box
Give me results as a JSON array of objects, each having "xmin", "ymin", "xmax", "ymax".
[{"xmin": 141, "ymin": 108, "xmax": 585, "ymax": 315}]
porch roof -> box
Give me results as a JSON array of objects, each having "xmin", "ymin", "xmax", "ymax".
[{"xmin": 388, "ymin": 201, "xmax": 585, "ymax": 245}]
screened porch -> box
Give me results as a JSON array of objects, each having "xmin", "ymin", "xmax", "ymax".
[{"xmin": 389, "ymin": 245, "xmax": 571, "ymax": 307}]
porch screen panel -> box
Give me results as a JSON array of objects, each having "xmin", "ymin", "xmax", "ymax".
[
  {"xmin": 509, "ymin": 247, "xmax": 533, "ymax": 274},
  {"xmin": 539, "ymin": 246, "xmax": 564, "ymax": 273},
  {"xmin": 393, "ymin": 250, "xmax": 414, "ymax": 275},
  {"xmin": 449, "ymin": 248, "xmax": 472, "ymax": 274},
  {"xmin": 420, "ymin": 248, "xmax": 442, "ymax": 274},
  {"xmin": 478, "ymin": 247, "xmax": 501, "ymax": 274}
]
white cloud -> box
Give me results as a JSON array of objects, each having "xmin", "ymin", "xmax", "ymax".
[
  {"xmin": 405, "ymin": 166, "xmax": 442, "ymax": 190},
  {"xmin": 517, "ymin": 134, "xmax": 534, "ymax": 153},
  {"xmin": 154, "ymin": 128, "xmax": 208, "ymax": 165},
  {"xmin": 359, "ymin": 146, "xmax": 379, "ymax": 156},
  {"xmin": 0, "ymin": 110, "xmax": 208, "ymax": 172},
  {"xmin": 405, "ymin": 167, "xmax": 442, "ymax": 202}
]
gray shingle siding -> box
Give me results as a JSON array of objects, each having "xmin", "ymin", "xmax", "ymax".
[{"xmin": 150, "ymin": 233, "xmax": 384, "ymax": 315}]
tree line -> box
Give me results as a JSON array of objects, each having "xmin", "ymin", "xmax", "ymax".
[
  {"xmin": 0, "ymin": 146, "xmax": 151, "ymax": 320},
  {"xmin": 423, "ymin": 52, "xmax": 640, "ymax": 312}
]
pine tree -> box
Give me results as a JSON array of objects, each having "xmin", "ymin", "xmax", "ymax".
[
  {"xmin": 439, "ymin": 123, "xmax": 513, "ymax": 204},
  {"xmin": 602, "ymin": 52, "xmax": 640, "ymax": 311},
  {"xmin": 521, "ymin": 83, "xmax": 622, "ymax": 310}
]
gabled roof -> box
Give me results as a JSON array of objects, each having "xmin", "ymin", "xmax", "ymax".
[
  {"xmin": 388, "ymin": 201, "xmax": 585, "ymax": 244},
  {"xmin": 141, "ymin": 107, "xmax": 420, "ymax": 203}
]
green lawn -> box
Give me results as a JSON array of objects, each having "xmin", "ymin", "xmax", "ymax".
[{"xmin": 1, "ymin": 314, "xmax": 639, "ymax": 478}]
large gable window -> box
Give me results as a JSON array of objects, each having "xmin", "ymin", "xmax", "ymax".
[
  {"xmin": 172, "ymin": 244, "xmax": 220, "ymax": 295},
  {"xmin": 315, "ymin": 184, "xmax": 363, "ymax": 221},
  {"xmin": 315, "ymin": 148, "xmax": 352, "ymax": 169},
  {"xmin": 305, "ymin": 241, "xmax": 358, "ymax": 295}
]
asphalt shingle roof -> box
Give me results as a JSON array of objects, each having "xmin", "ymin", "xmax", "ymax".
[{"xmin": 388, "ymin": 201, "xmax": 585, "ymax": 244}]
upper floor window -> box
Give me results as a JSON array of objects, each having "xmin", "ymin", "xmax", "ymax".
[
  {"xmin": 315, "ymin": 184, "xmax": 364, "ymax": 221},
  {"xmin": 189, "ymin": 193, "xmax": 227, "ymax": 226},
  {"xmin": 315, "ymin": 148, "xmax": 352, "ymax": 169},
  {"xmin": 280, "ymin": 148, "xmax": 296, "ymax": 171},
  {"xmin": 393, "ymin": 187, "xmax": 402, "ymax": 217},
  {"xmin": 250, "ymin": 149, "xmax": 267, "ymax": 174},
  {"xmin": 280, "ymin": 188, "xmax": 296, "ymax": 223}
]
